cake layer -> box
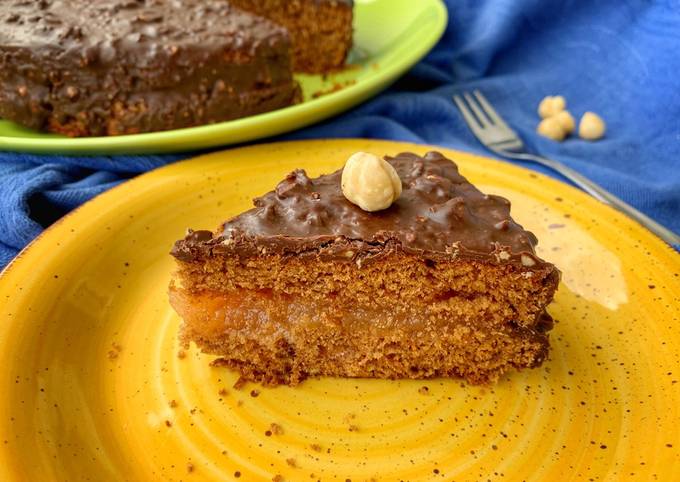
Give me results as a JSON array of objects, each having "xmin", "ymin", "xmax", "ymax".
[
  {"xmin": 169, "ymin": 287, "xmax": 552, "ymax": 386},
  {"xmin": 0, "ymin": 0, "xmax": 300, "ymax": 136},
  {"xmin": 228, "ymin": 0, "xmax": 354, "ymax": 73},
  {"xmin": 173, "ymin": 248, "xmax": 559, "ymax": 330}
]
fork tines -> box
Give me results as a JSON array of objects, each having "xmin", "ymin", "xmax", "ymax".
[{"xmin": 453, "ymin": 90, "xmax": 523, "ymax": 151}]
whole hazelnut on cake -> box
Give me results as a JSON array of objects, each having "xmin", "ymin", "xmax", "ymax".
[{"xmin": 341, "ymin": 152, "xmax": 402, "ymax": 212}]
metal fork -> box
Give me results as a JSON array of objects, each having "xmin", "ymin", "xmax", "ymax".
[{"xmin": 453, "ymin": 90, "xmax": 680, "ymax": 247}]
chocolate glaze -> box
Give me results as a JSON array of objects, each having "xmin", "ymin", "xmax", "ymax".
[
  {"xmin": 172, "ymin": 152, "xmax": 554, "ymax": 269},
  {"xmin": 0, "ymin": 0, "xmax": 300, "ymax": 135}
]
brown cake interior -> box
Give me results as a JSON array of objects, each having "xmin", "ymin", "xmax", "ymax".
[
  {"xmin": 170, "ymin": 248, "xmax": 557, "ymax": 386},
  {"xmin": 229, "ymin": 0, "xmax": 354, "ymax": 73}
]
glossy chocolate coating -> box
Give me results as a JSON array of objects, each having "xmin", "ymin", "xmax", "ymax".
[
  {"xmin": 173, "ymin": 152, "xmax": 550, "ymax": 267},
  {"xmin": 0, "ymin": 0, "xmax": 300, "ymax": 136}
]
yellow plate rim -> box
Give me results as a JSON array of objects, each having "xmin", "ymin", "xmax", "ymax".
[{"xmin": 1, "ymin": 139, "xmax": 676, "ymax": 283}]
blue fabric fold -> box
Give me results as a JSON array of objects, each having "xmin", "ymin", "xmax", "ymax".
[{"xmin": 1, "ymin": 0, "xmax": 678, "ymax": 268}]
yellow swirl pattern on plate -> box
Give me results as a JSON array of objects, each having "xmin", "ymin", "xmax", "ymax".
[{"xmin": 0, "ymin": 140, "xmax": 678, "ymax": 481}]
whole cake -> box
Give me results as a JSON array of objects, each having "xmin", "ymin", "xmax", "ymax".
[
  {"xmin": 230, "ymin": 0, "xmax": 354, "ymax": 73},
  {"xmin": 0, "ymin": 0, "xmax": 303, "ymax": 136},
  {"xmin": 170, "ymin": 152, "xmax": 560, "ymax": 386}
]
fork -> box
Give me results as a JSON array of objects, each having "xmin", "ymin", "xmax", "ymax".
[{"xmin": 453, "ymin": 90, "xmax": 680, "ymax": 247}]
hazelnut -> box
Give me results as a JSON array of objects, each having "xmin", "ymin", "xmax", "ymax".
[
  {"xmin": 341, "ymin": 152, "xmax": 402, "ymax": 212},
  {"xmin": 579, "ymin": 112, "xmax": 606, "ymax": 140},
  {"xmin": 521, "ymin": 254, "xmax": 537, "ymax": 267},
  {"xmin": 65, "ymin": 86, "xmax": 79, "ymax": 100},
  {"xmin": 538, "ymin": 95, "xmax": 566, "ymax": 118},
  {"xmin": 554, "ymin": 110, "xmax": 575, "ymax": 134},
  {"xmin": 537, "ymin": 117, "xmax": 567, "ymax": 141}
]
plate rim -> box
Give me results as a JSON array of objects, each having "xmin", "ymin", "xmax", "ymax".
[
  {"xmin": 1, "ymin": 138, "xmax": 676, "ymax": 284},
  {"xmin": 0, "ymin": 0, "xmax": 448, "ymax": 155}
]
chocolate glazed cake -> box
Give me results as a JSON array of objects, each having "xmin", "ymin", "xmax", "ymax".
[
  {"xmin": 229, "ymin": 0, "xmax": 354, "ymax": 73},
  {"xmin": 170, "ymin": 152, "xmax": 560, "ymax": 386},
  {"xmin": 0, "ymin": 0, "xmax": 301, "ymax": 136}
]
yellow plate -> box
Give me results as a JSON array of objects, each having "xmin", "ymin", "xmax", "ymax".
[{"xmin": 0, "ymin": 140, "xmax": 678, "ymax": 481}]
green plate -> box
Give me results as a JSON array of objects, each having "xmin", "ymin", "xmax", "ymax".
[{"xmin": 0, "ymin": 0, "xmax": 447, "ymax": 155}]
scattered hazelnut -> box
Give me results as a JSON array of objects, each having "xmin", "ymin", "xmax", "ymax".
[
  {"xmin": 579, "ymin": 112, "xmax": 606, "ymax": 140},
  {"xmin": 554, "ymin": 110, "xmax": 575, "ymax": 134},
  {"xmin": 536, "ymin": 117, "xmax": 567, "ymax": 141},
  {"xmin": 538, "ymin": 95, "xmax": 566, "ymax": 118},
  {"xmin": 341, "ymin": 152, "xmax": 402, "ymax": 212}
]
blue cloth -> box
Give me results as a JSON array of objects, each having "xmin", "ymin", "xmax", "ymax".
[{"xmin": 1, "ymin": 0, "xmax": 679, "ymax": 268}]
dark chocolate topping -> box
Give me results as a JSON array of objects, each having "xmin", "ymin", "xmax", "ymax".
[
  {"xmin": 1, "ymin": 0, "xmax": 286, "ymax": 63},
  {"xmin": 173, "ymin": 152, "xmax": 548, "ymax": 266}
]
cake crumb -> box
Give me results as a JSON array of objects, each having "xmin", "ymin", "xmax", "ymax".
[
  {"xmin": 286, "ymin": 458, "xmax": 297, "ymax": 468},
  {"xmin": 348, "ymin": 424, "xmax": 359, "ymax": 432},
  {"xmin": 343, "ymin": 413, "xmax": 356, "ymax": 424},
  {"xmin": 169, "ymin": 399, "xmax": 178, "ymax": 408},
  {"xmin": 311, "ymin": 79, "xmax": 356, "ymax": 99},
  {"xmin": 270, "ymin": 423, "xmax": 284, "ymax": 435},
  {"xmin": 233, "ymin": 377, "xmax": 246, "ymax": 390},
  {"xmin": 310, "ymin": 443, "xmax": 322, "ymax": 452},
  {"xmin": 418, "ymin": 386, "xmax": 430, "ymax": 395},
  {"xmin": 250, "ymin": 389, "xmax": 260, "ymax": 398},
  {"xmin": 272, "ymin": 475, "xmax": 284, "ymax": 482},
  {"xmin": 177, "ymin": 349, "xmax": 186, "ymax": 359},
  {"xmin": 187, "ymin": 462, "xmax": 194, "ymax": 473},
  {"xmin": 218, "ymin": 388, "xmax": 228, "ymax": 397},
  {"xmin": 108, "ymin": 342, "xmax": 122, "ymax": 360},
  {"xmin": 165, "ymin": 420, "xmax": 172, "ymax": 428}
]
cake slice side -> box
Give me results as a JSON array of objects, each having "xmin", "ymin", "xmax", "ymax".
[
  {"xmin": 228, "ymin": 0, "xmax": 354, "ymax": 73},
  {"xmin": 170, "ymin": 152, "xmax": 560, "ymax": 386}
]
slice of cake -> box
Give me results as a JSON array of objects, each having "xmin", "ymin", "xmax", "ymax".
[
  {"xmin": 0, "ymin": 0, "xmax": 301, "ymax": 136},
  {"xmin": 228, "ymin": 0, "xmax": 354, "ymax": 73},
  {"xmin": 169, "ymin": 151, "xmax": 560, "ymax": 386}
]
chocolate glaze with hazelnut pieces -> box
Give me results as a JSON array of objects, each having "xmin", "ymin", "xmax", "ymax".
[
  {"xmin": 172, "ymin": 152, "xmax": 552, "ymax": 268},
  {"xmin": 0, "ymin": 0, "xmax": 300, "ymax": 136}
]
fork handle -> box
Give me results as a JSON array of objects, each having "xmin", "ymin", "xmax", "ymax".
[{"xmin": 500, "ymin": 151, "xmax": 680, "ymax": 247}]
